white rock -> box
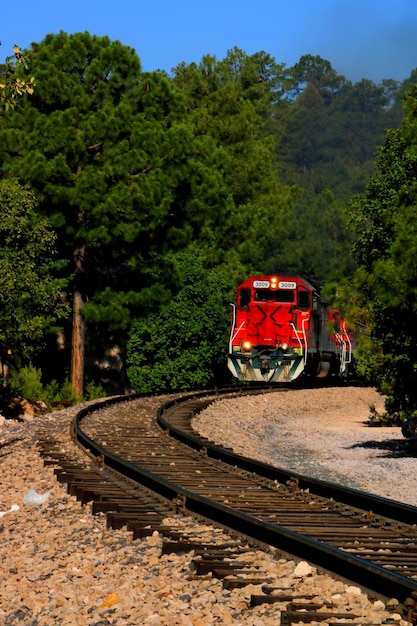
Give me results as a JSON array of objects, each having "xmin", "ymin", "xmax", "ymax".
[
  {"xmin": 345, "ymin": 585, "xmax": 363, "ymax": 595},
  {"xmin": 293, "ymin": 560, "xmax": 314, "ymax": 577},
  {"xmin": 373, "ymin": 599, "xmax": 386, "ymax": 610}
]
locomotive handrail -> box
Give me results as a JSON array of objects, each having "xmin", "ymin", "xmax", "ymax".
[
  {"xmin": 337, "ymin": 334, "xmax": 347, "ymax": 374},
  {"xmin": 230, "ymin": 321, "xmax": 245, "ymax": 348},
  {"xmin": 290, "ymin": 322, "xmax": 304, "ymax": 359},
  {"xmin": 228, "ymin": 303, "xmax": 236, "ymax": 353},
  {"xmin": 341, "ymin": 321, "xmax": 352, "ymax": 364},
  {"xmin": 301, "ymin": 316, "xmax": 311, "ymax": 363},
  {"xmin": 228, "ymin": 304, "xmax": 245, "ymax": 352},
  {"xmin": 335, "ymin": 323, "xmax": 352, "ymax": 375}
]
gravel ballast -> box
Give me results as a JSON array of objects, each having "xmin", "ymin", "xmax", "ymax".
[
  {"xmin": 193, "ymin": 386, "xmax": 414, "ymax": 506},
  {"xmin": 0, "ymin": 387, "xmax": 414, "ymax": 625}
]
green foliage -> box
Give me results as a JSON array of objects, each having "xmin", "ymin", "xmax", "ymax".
[
  {"xmin": 84, "ymin": 380, "xmax": 106, "ymax": 401},
  {"xmin": 171, "ymin": 49, "xmax": 300, "ymax": 274},
  {"xmin": 1, "ymin": 33, "xmax": 416, "ymax": 396},
  {"xmin": 338, "ymin": 85, "xmax": 417, "ymax": 422},
  {"xmin": 284, "ymin": 188, "xmax": 356, "ymax": 280},
  {"xmin": 270, "ymin": 55, "xmax": 414, "ymax": 284},
  {"xmin": 7, "ymin": 364, "xmax": 104, "ymax": 408},
  {"xmin": 7, "ymin": 365, "xmax": 79, "ymax": 407},
  {"xmin": 8, "ymin": 364, "xmax": 44, "ymax": 402},
  {"xmin": 0, "ymin": 33, "xmax": 249, "ymax": 356},
  {"xmin": 276, "ymin": 56, "xmax": 404, "ymax": 203},
  {"xmin": 127, "ymin": 248, "xmax": 232, "ymax": 393},
  {"xmin": 0, "ymin": 44, "xmax": 35, "ymax": 110},
  {"xmin": 0, "ymin": 178, "xmax": 69, "ymax": 363},
  {"xmin": 53, "ymin": 378, "xmax": 82, "ymax": 406},
  {"xmin": 366, "ymin": 403, "xmax": 403, "ymax": 428}
]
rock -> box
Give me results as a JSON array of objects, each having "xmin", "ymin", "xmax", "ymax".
[
  {"xmin": 294, "ymin": 560, "xmax": 315, "ymax": 577},
  {"xmin": 0, "ymin": 391, "xmax": 413, "ymax": 626}
]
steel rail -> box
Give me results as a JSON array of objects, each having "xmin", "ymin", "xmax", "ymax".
[
  {"xmin": 157, "ymin": 394, "xmax": 417, "ymax": 527},
  {"xmin": 71, "ymin": 388, "xmax": 417, "ymax": 614}
]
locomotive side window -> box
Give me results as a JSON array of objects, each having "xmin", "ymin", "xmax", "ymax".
[
  {"xmin": 297, "ymin": 289, "xmax": 310, "ymax": 309},
  {"xmin": 239, "ymin": 288, "xmax": 251, "ymax": 307},
  {"xmin": 254, "ymin": 289, "xmax": 294, "ymax": 303}
]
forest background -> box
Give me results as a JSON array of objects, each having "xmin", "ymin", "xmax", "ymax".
[{"xmin": 0, "ymin": 32, "xmax": 416, "ymax": 421}]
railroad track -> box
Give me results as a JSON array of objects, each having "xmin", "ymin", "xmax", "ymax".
[{"xmin": 38, "ymin": 388, "xmax": 417, "ymax": 624}]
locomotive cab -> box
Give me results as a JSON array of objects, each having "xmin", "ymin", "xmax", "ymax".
[
  {"xmin": 228, "ymin": 275, "xmax": 313, "ymax": 383},
  {"xmin": 227, "ymin": 274, "xmax": 353, "ymax": 384}
]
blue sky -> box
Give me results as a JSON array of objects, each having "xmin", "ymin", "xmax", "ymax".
[{"xmin": 2, "ymin": 0, "xmax": 417, "ymax": 83}]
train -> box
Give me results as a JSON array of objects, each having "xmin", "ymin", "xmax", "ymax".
[{"xmin": 227, "ymin": 274, "xmax": 354, "ymax": 384}]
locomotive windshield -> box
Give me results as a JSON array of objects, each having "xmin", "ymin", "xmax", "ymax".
[
  {"xmin": 254, "ymin": 289, "xmax": 294, "ymax": 302},
  {"xmin": 238, "ymin": 283, "xmax": 311, "ymax": 308}
]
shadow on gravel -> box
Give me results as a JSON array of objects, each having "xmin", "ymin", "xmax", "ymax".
[
  {"xmin": 0, "ymin": 438, "xmax": 23, "ymax": 459},
  {"xmin": 0, "ymin": 437, "xmax": 23, "ymax": 449},
  {"xmin": 347, "ymin": 437, "xmax": 417, "ymax": 458}
]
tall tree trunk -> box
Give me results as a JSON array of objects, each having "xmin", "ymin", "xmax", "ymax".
[{"xmin": 70, "ymin": 245, "xmax": 86, "ymax": 397}]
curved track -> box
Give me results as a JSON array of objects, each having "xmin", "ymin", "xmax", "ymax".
[{"xmin": 36, "ymin": 387, "xmax": 417, "ymax": 623}]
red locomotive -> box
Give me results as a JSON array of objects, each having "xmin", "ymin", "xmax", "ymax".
[{"xmin": 227, "ymin": 275, "xmax": 353, "ymax": 383}]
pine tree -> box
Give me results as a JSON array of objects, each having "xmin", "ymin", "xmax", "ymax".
[
  {"xmin": 343, "ymin": 85, "xmax": 417, "ymax": 425},
  {"xmin": 0, "ymin": 32, "xmax": 231, "ymax": 394}
]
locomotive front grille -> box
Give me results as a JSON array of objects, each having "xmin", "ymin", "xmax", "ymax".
[{"xmin": 259, "ymin": 355, "xmax": 271, "ymax": 373}]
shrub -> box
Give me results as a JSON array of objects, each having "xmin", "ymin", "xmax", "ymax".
[
  {"xmin": 8, "ymin": 364, "xmax": 44, "ymax": 402},
  {"xmin": 6, "ymin": 365, "xmax": 104, "ymax": 410}
]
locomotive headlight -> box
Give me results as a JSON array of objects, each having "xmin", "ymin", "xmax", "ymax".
[
  {"xmin": 281, "ymin": 343, "xmax": 288, "ymax": 351},
  {"xmin": 241, "ymin": 340, "xmax": 252, "ymax": 352}
]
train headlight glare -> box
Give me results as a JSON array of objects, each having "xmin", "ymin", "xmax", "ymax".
[
  {"xmin": 242, "ymin": 341, "xmax": 252, "ymax": 352},
  {"xmin": 281, "ymin": 343, "xmax": 288, "ymax": 351}
]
